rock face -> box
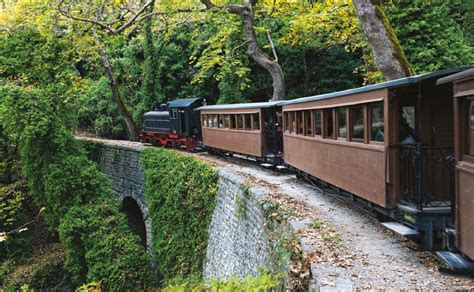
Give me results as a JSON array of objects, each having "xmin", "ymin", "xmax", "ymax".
[
  {"xmin": 96, "ymin": 142, "xmax": 275, "ymax": 279},
  {"xmin": 203, "ymin": 170, "xmax": 273, "ymax": 280}
]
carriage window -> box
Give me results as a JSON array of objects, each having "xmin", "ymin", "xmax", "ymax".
[
  {"xmin": 337, "ymin": 107, "xmax": 347, "ymax": 139},
  {"xmin": 351, "ymin": 106, "xmax": 364, "ymax": 142},
  {"xmin": 291, "ymin": 112, "xmax": 297, "ymax": 133},
  {"xmin": 314, "ymin": 110, "xmax": 322, "ymax": 136},
  {"xmin": 224, "ymin": 115, "xmax": 230, "ymax": 128},
  {"xmin": 213, "ymin": 115, "xmax": 218, "ymax": 128},
  {"xmin": 237, "ymin": 115, "xmax": 244, "ymax": 129},
  {"xmin": 296, "ymin": 111, "xmax": 304, "ymax": 135},
  {"xmin": 218, "ymin": 114, "xmax": 224, "ymax": 128},
  {"xmin": 467, "ymin": 100, "xmax": 474, "ymax": 156},
  {"xmin": 326, "ymin": 110, "xmax": 334, "ymax": 139},
  {"xmin": 253, "ymin": 113, "xmax": 260, "ymax": 130},
  {"xmin": 371, "ymin": 103, "xmax": 384, "ymax": 142},
  {"xmin": 304, "ymin": 110, "xmax": 312, "ymax": 136},
  {"xmin": 400, "ymin": 106, "xmax": 417, "ymax": 143},
  {"xmin": 230, "ymin": 114, "xmax": 236, "ymax": 129},
  {"xmin": 284, "ymin": 112, "xmax": 290, "ymax": 131},
  {"xmin": 202, "ymin": 115, "xmax": 207, "ymax": 127},
  {"xmin": 245, "ymin": 114, "xmax": 252, "ymax": 130},
  {"xmin": 207, "ymin": 115, "xmax": 213, "ymax": 127}
]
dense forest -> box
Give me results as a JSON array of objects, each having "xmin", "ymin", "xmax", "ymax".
[{"xmin": 0, "ymin": 0, "xmax": 472, "ymax": 289}]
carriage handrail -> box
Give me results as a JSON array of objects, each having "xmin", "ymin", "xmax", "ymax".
[{"xmin": 397, "ymin": 143, "xmax": 455, "ymax": 211}]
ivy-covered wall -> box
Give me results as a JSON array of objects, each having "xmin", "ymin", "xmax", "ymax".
[{"xmin": 141, "ymin": 148, "xmax": 219, "ymax": 284}]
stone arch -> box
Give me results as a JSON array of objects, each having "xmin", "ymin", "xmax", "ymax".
[{"xmin": 121, "ymin": 196, "xmax": 152, "ymax": 253}]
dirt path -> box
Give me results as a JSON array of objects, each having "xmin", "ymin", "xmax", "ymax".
[
  {"xmin": 192, "ymin": 153, "xmax": 474, "ymax": 290},
  {"xmin": 78, "ymin": 137, "xmax": 474, "ymax": 289}
]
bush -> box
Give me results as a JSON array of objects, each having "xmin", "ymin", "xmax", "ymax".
[
  {"xmin": 59, "ymin": 199, "xmax": 154, "ymax": 290},
  {"xmin": 141, "ymin": 148, "xmax": 219, "ymax": 283},
  {"xmin": 42, "ymin": 155, "xmax": 111, "ymax": 231}
]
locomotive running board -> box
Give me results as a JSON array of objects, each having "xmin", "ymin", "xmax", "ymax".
[
  {"xmin": 381, "ymin": 222, "xmax": 421, "ymax": 238},
  {"xmin": 436, "ymin": 251, "xmax": 474, "ymax": 275}
]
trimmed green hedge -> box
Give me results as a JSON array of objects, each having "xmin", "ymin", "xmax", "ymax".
[{"xmin": 141, "ymin": 148, "xmax": 219, "ymax": 283}]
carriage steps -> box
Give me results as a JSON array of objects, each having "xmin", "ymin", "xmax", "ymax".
[
  {"xmin": 436, "ymin": 251, "xmax": 474, "ymax": 275},
  {"xmin": 381, "ymin": 221, "xmax": 421, "ymax": 238}
]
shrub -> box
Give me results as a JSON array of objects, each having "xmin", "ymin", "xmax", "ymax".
[
  {"xmin": 141, "ymin": 148, "xmax": 219, "ymax": 282},
  {"xmin": 59, "ymin": 199, "xmax": 154, "ymax": 290},
  {"xmin": 42, "ymin": 155, "xmax": 111, "ymax": 231}
]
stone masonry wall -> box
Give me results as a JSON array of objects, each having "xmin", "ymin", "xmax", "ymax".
[
  {"xmin": 95, "ymin": 141, "xmax": 276, "ymax": 279},
  {"xmin": 203, "ymin": 170, "xmax": 274, "ymax": 280},
  {"xmin": 98, "ymin": 144, "xmax": 153, "ymax": 253}
]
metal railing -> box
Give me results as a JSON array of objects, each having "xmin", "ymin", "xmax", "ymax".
[{"xmin": 399, "ymin": 144, "xmax": 455, "ymax": 210}]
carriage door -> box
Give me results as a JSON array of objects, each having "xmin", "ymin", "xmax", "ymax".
[{"xmin": 262, "ymin": 107, "xmax": 283, "ymax": 157}]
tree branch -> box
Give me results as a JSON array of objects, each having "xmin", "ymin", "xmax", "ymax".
[
  {"xmin": 58, "ymin": 0, "xmax": 153, "ymax": 35},
  {"xmin": 266, "ymin": 31, "xmax": 278, "ymax": 62}
]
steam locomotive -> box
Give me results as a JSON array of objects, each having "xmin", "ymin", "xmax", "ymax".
[{"xmin": 141, "ymin": 67, "xmax": 474, "ymax": 273}]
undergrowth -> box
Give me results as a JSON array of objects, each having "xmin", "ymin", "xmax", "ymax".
[{"xmin": 142, "ymin": 148, "xmax": 219, "ymax": 284}]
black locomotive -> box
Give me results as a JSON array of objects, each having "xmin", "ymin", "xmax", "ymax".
[{"xmin": 140, "ymin": 98, "xmax": 204, "ymax": 151}]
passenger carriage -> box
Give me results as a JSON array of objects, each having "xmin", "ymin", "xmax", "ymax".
[
  {"xmin": 197, "ymin": 102, "xmax": 283, "ymax": 164},
  {"xmin": 437, "ymin": 68, "xmax": 474, "ymax": 272},
  {"xmin": 281, "ymin": 67, "xmax": 470, "ymax": 249}
]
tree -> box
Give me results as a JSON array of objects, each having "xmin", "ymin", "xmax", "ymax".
[
  {"xmin": 200, "ymin": 0, "xmax": 286, "ymax": 101},
  {"xmin": 387, "ymin": 0, "xmax": 474, "ymax": 73},
  {"xmin": 352, "ymin": 0, "xmax": 414, "ymax": 79},
  {"xmin": 57, "ymin": 1, "xmax": 155, "ymax": 140}
]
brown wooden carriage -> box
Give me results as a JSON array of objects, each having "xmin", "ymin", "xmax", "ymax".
[
  {"xmin": 436, "ymin": 68, "xmax": 474, "ymax": 271},
  {"xmin": 281, "ymin": 68, "xmax": 470, "ymax": 249},
  {"xmin": 197, "ymin": 102, "xmax": 283, "ymax": 163}
]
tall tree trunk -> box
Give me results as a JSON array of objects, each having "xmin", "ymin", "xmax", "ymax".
[
  {"xmin": 239, "ymin": 1, "xmax": 285, "ymax": 101},
  {"xmin": 201, "ymin": 0, "xmax": 286, "ymax": 101},
  {"xmin": 353, "ymin": 0, "xmax": 414, "ymax": 80},
  {"xmin": 97, "ymin": 45, "xmax": 140, "ymax": 141}
]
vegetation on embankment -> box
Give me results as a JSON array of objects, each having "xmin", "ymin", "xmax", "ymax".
[
  {"xmin": 0, "ymin": 85, "xmax": 154, "ymax": 289},
  {"xmin": 142, "ymin": 147, "xmax": 219, "ymax": 283}
]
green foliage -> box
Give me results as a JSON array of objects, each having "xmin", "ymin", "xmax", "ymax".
[
  {"xmin": 388, "ymin": 0, "xmax": 474, "ymax": 73},
  {"xmin": 141, "ymin": 147, "xmax": 219, "ymax": 282},
  {"xmin": 162, "ymin": 270, "xmax": 281, "ymax": 292},
  {"xmin": 42, "ymin": 155, "xmax": 111, "ymax": 230},
  {"xmin": 0, "ymin": 247, "xmax": 67, "ymax": 290},
  {"xmin": 59, "ymin": 199, "xmax": 154, "ymax": 290}
]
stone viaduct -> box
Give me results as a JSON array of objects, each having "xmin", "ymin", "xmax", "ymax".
[{"xmin": 96, "ymin": 141, "xmax": 276, "ymax": 279}]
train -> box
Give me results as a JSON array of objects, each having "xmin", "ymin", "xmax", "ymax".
[{"xmin": 140, "ymin": 67, "xmax": 474, "ymax": 273}]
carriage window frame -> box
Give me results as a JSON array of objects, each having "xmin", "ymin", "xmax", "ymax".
[
  {"xmin": 370, "ymin": 102, "xmax": 385, "ymax": 144},
  {"xmin": 304, "ymin": 110, "xmax": 313, "ymax": 137},
  {"xmin": 324, "ymin": 109, "xmax": 335, "ymax": 139},
  {"xmin": 223, "ymin": 114, "xmax": 230, "ymax": 128},
  {"xmin": 218, "ymin": 114, "xmax": 224, "ymax": 128},
  {"xmin": 237, "ymin": 114, "xmax": 244, "ymax": 129},
  {"xmin": 244, "ymin": 114, "xmax": 252, "ymax": 130},
  {"xmin": 253, "ymin": 113, "xmax": 260, "ymax": 131},
  {"xmin": 296, "ymin": 111, "xmax": 304, "ymax": 135},
  {"xmin": 229, "ymin": 114, "xmax": 236, "ymax": 129},
  {"xmin": 465, "ymin": 97, "xmax": 474, "ymax": 159},
  {"xmin": 350, "ymin": 105, "xmax": 365, "ymax": 143},
  {"xmin": 314, "ymin": 110, "xmax": 322, "ymax": 137},
  {"xmin": 284, "ymin": 112, "xmax": 290, "ymax": 132},
  {"xmin": 337, "ymin": 107, "xmax": 348, "ymax": 140}
]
